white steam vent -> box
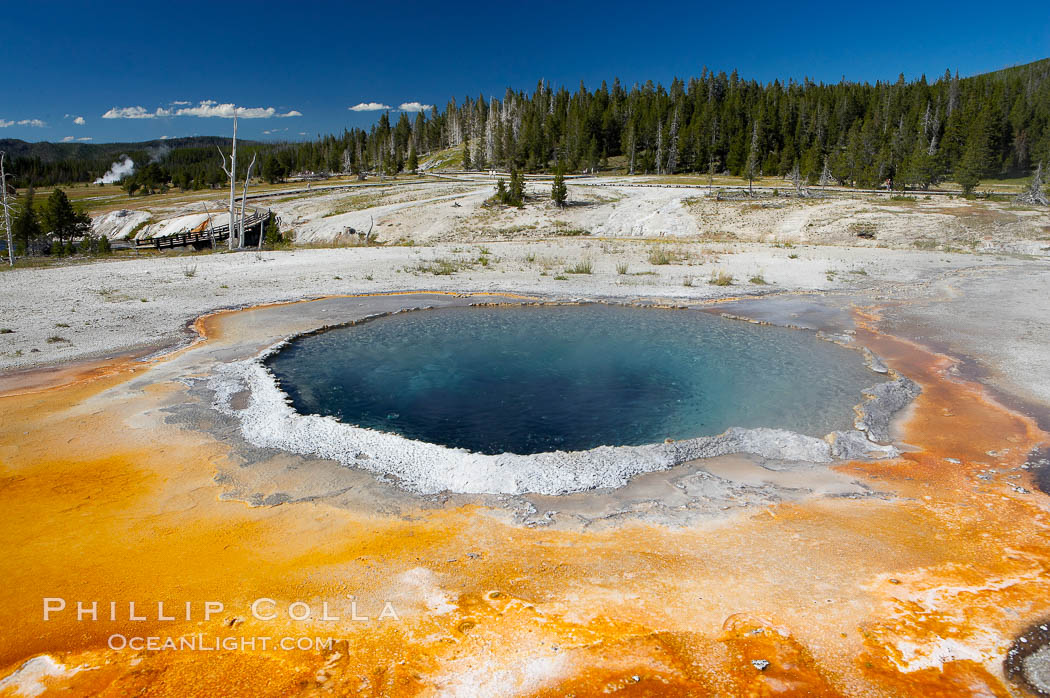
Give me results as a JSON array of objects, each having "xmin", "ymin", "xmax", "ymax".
[{"xmin": 94, "ymin": 156, "xmax": 135, "ymax": 184}]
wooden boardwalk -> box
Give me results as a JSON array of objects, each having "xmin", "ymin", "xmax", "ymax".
[{"xmin": 134, "ymin": 209, "xmax": 268, "ymax": 250}]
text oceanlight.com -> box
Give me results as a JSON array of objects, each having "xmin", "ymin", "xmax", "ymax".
[{"xmin": 108, "ymin": 635, "xmax": 353, "ymax": 652}]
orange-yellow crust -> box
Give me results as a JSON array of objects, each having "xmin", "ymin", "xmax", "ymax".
[{"xmin": 0, "ymin": 295, "xmax": 1047, "ymax": 696}]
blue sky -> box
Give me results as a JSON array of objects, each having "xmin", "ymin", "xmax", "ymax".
[{"xmin": 1, "ymin": 0, "xmax": 1047, "ymax": 144}]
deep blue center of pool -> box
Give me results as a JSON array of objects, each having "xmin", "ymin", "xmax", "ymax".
[{"xmin": 266, "ymin": 305, "xmax": 882, "ymax": 455}]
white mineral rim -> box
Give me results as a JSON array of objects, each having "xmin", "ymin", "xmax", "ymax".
[{"xmin": 210, "ymin": 311, "xmax": 916, "ymax": 496}]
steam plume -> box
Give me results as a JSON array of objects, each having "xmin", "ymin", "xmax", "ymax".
[{"xmin": 94, "ymin": 156, "xmax": 135, "ymax": 184}]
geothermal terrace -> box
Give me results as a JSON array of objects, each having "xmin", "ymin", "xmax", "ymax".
[{"xmin": 1, "ymin": 174, "xmax": 1049, "ymax": 695}]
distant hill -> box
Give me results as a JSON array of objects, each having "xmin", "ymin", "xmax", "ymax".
[
  {"xmin": 976, "ymin": 56, "xmax": 1050, "ymax": 81},
  {"xmin": 4, "ymin": 56, "xmax": 1048, "ymax": 190},
  {"xmin": 0, "ymin": 136, "xmax": 256, "ymax": 163}
]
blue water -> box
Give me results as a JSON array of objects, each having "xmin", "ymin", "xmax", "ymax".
[{"xmin": 266, "ymin": 304, "xmax": 882, "ymax": 455}]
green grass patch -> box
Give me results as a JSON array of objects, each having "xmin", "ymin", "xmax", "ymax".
[
  {"xmin": 708, "ymin": 269, "xmax": 734, "ymax": 286},
  {"xmin": 647, "ymin": 246, "xmax": 688, "ymax": 265},
  {"xmin": 565, "ymin": 258, "xmax": 593, "ymax": 274}
]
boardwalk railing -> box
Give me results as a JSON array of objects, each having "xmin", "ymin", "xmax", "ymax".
[{"xmin": 134, "ymin": 209, "xmax": 268, "ymax": 250}]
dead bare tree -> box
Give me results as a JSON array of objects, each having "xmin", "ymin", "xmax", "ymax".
[
  {"xmin": 655, "ymin": 120, "xmax": 664, "ymax": 175},
  {"xmin": 200, "ymin": 201, "xmax": 216, "ymax": 249},
  {"xmin": 217, "ymin": 114, "xmax": 239, "ymax": 250},
  {"xmin": 744, "ymin": 122, "xmax": 760, "ymax": 196},
  {"xmin": 819, "ymin": 156, "xmax": 834, "ymax": 190},
  {"xmin": 1017, "ymin": 162, "xmax": 1049, "ymax": 206},
  {"xmin": 238, "ymin": 152, "xmax": 257, "ymax": 249},
  {"xmin": 666, "ymin": 107, "xmax": 680, "ymax": 174},
  {"xmin": 0, "ymin": 152, "xmax": 13, "ymax": 266},
  {"xmin": 258, "ymin": 208, "xmax": 271, "ymax": 251},
  {"xmin": 627, "ymin": 116, "xmax": 637, "ymax": 175},
  {"xmin": 790, "ymin": 163, "xmax": 808, "ymax": 198}
]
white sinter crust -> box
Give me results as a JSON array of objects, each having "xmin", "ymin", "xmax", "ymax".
[{"xmin": 210, "ymin": 319, "xmax": 917, "ymax": 496}]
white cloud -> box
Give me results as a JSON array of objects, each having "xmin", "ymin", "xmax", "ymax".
[
  {"xmin": 78, "ymin": 137, "xmax": 92, "ymax": 141},
  {"xmin": 101, "ymin": 101, "xmax": 298, "ymax": 120},
  {"xmin": 61, "ymin": 135, "xmax": 93, "ymax": 142},
  {"xmin": 61, "ymin": 136, "xmax": 75, "ymax": 142},
  {"xmin": 398, "ymin": 101, "xmax": 433, "ymax": 112},
  {"xmin": 73, "ymin": 116, "xmax": 86, "ymax": 125},
  {"xmin": 173, "ymin": 100, "xmax": 301, "ymax": 118},
  {"xmin": 0, "ymin": 118, "xmax": 46, "ymax": 127},
  {"xmin": 349, "ymin": 102, "xmax": 391, "ymax": 112},
  {"xmin": 262, "ymin": 127, "xmax": 289, "ymax": 135},
  {"xmin": 176, "ymin": 101, "xmax": 260, "ymax": 118},
  {"xmin": 171, "ymin": 100, "xmax": 191, "ymax": 106},
  {"xmin": 102, "ymin": 106, "xmax": 166, "ymax": 119}
]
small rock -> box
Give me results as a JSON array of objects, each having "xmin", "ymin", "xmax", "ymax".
[
  {"xmin": 862, "ymin": 349, "xmax": 889, "ymax": 374},
  {"xmin": 751, "ymin": 659, "xmax": 770, "ymax": 671}
]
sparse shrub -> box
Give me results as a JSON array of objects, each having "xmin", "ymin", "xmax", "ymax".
[
  {"xmin": 849, "ymin": 222, "xmax": 877, "ymax": 239},
  {"xmin": 682, "ymin": 276, "xmax": 693, "ymax": 287},
  {"xmin": 708, "ymin": 269, "xmax": 734, "ymax": 286},
  {"xmin": 491, "ymin": 169, "xmax": 526, "ymax": 207},
  {"xmin": 0, "ymin": 328, "xmax": 13, "ymax": 334},
  {"xmin": 616, "ymin": 261, "xmax": 629, "ymax": 275},
  {"xmin": 46, "ymin": 335, "xmax": 68, "ymax": 344},
  {"xmin": 183, "ymin": 265, "xmax": 198, "ymax": 278},
  {"xmin": 749, "ymin": 274, "xmax": 768, "ymax": 285},
  {"xmin": 566, "ymin": 258, "xmax": 593, "ymax": 274},
  {"xmin": 414, "ymin": 257, "xmax": 470, "ymax": 275},
  {"xmin": 648, "ymin": 247, "xmax": 685, "ymax": 265},
  {"xmin": 263, "ymin": 214, "xmax": 288, "ymax": 248},
  {"xmin": 788, "ymin": 253, "xmax": 800, "ymax": 259}
]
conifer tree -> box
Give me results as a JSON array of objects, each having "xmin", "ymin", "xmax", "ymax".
[
  {"xmin": 12, "ymin": 186, "xmax": 41, "ymax": 254},
  {"xmin": 956, "ymin": 130, "xmax": 987, "ymax": 195},
  {"xmin": 551, "ymin": 167, "xmax": 567, "ymax": 206},
  {"xmin": 41, "ymin": 188, "xmax": 90, "ymax": 246},
  {"xmin": 744, "ymin": 122, "xmax": 760, "ymax": 195}
]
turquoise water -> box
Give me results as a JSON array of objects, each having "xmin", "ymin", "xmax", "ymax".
[{"xmin": 266, "ymin": 304, "xmax": 882, "ymax": 455}]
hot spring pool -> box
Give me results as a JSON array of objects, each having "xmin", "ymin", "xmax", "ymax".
[{"xmin": 264, "ymin": 304, "xmax": 885, "ymax": 456}]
